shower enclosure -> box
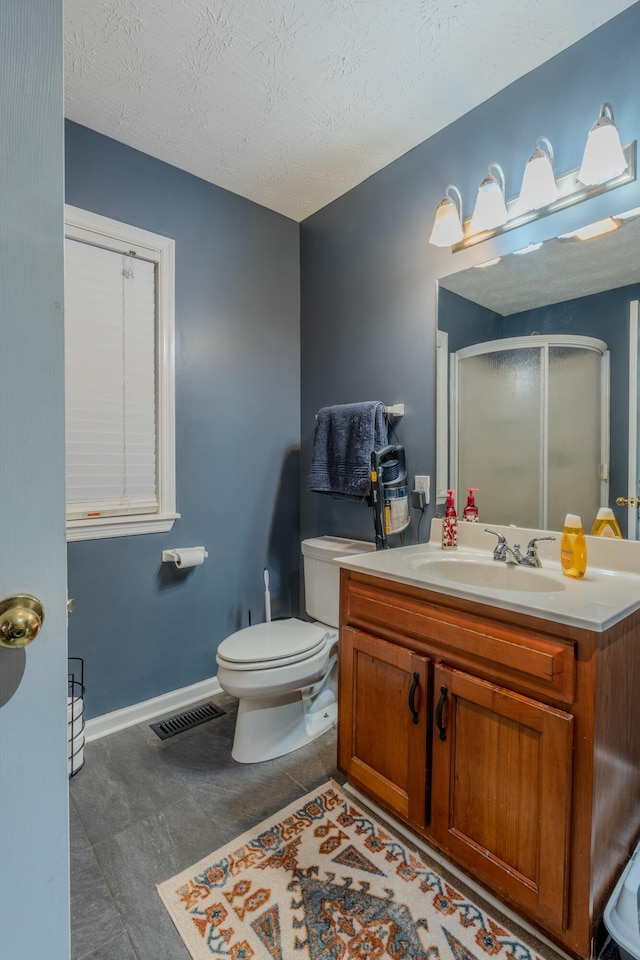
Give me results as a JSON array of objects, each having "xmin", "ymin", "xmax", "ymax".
[{"xmin": 450, "ymin": 335, "xmax": 609, "ymax": 531}]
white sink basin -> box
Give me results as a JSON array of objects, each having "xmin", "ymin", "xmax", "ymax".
[
  {"xmin": 409, "ymin": 556, "xmax": 566, "ymax": 593},
  {"xmin": 335, "ymin": 521, "xmax": 640, "ymax": 630}
]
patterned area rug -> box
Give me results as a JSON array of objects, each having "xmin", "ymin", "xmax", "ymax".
[{"xmin": 158, "ymin": 781, "xmax": 547, "ymax": 960}]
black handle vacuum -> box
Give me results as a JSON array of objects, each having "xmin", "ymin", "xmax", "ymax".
[{"xmin": 370, "ymin": 445, "xmax": 408, "ymax": 550}]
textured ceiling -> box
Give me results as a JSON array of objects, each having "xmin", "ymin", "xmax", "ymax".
[
  {"xmin": 64, "ymin": 0, "xmax": 635, "ymax": 222},
  {"xmin": 439, "ymin": 209, "xmax": 640, "ymax": 315}
]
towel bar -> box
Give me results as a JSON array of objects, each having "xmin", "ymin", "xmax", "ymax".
[{"xmin": 315, "ymin": 403, "xmax": 404, "ymax": 421}]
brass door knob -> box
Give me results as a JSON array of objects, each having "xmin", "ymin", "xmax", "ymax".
[
  {"xmin": 0, "ymin": 595, "xmax": 45, "ymax": 649},
  {"xmin": 616, "ymin": 496, "xmax": 638, "ymax": 507}
]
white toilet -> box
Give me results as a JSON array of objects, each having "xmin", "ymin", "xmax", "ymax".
[{"xmin": 216, "ymin": 535, "xmax": 375, "ymax": 763}]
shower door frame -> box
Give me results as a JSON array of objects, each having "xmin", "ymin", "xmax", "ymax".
[
  {"xmin": 628, "ymin": 300, "xmax": 640, "ymax": 540},
  {"xmin": 450, "ymin": 334, "xmax": 610, "ymax": 530}
]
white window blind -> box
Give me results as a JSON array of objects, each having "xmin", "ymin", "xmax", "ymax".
[{"xmin": 64, "ymin": 238, "xmax": 158, "ymax": 521}]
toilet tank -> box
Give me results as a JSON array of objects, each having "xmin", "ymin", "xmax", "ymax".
[{"xmin": 301, "ymin": 536, "xmax": 375, "ymax": 628}]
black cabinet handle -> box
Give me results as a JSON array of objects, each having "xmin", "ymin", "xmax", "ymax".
[
  {"xmin": 436, "ymin": 684, "xmax": 448, "ymax": 741},
  {"xmin": 408, "ymin": 672, "xmax": 420, "ymax": 724}
]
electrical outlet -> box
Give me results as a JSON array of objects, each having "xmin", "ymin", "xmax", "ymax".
[{"xmin": 414, "ymin": 475, "xmax": 430, "ymax": 503}]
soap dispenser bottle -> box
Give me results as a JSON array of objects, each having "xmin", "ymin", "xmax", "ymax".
[
  {"xmin": 463, "ymin": 488, "xmax": 479, "ymax": 522},
  {"xmin": 561, "ymin": 513, "xmax": 587, "ymax": 579},
  {"xmin": 591, "ymin": 506, "xmax": 622, "ymax": 538},
  {"xmin": 442, "ymin": 490, "xmax": 458, "ymax": 549}
]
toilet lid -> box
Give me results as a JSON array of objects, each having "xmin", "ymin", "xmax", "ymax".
[{"xmin": 217, "ymin": 619, "xmax": 330, "ymax": 665}]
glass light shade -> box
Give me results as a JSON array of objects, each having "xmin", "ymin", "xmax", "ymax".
[
  {"xmin": 578, "ymin": 102, "xmax": 627, "ymax": 186},
  {"xmin": 470, "ymin": 164, "xmax": 508, "ymax": 232},
  {"xmin": 429, "ymin": 185, "xmax": 463, "ymax": 247},
  {"xmin": 570, "ymin": 217, "xmax": 619, "ymax": 241},
  {"xmin": 515, "ymin": 137, "xmax": 558, "ymax": 215}
]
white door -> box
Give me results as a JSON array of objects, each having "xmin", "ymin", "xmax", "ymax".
[{"xmin": 0, "ymin": 2, "xmax": 70, "ymax": 958}]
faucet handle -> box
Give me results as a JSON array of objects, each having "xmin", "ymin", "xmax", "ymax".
[
  {"xmin": 485, "ymin": 529, "xmax": 508, "ymax": 560},
  {"xmin": 484, "ymin": 529, "xmax": 506, "ymax": 545},
  {"xmin": 524, "ymin": 536, "xmax": 556, "ymax": 566},
  {"xmin": 526, "ymin": 536, "xmax": 556, "ymax": 554}
]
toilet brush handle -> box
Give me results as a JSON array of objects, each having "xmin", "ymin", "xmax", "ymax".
[{"xmin": 263, "ymin": 568, "xmax": 271, "ymax": 623}]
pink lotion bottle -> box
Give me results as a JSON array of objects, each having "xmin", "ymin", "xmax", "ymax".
[
  {"xmin": 442, "ymin": 489, "xmax": 458, "ymax": 549},
  {"xmin": 463, "ymin": 488, "xmax": 479, "ymax": 522}
]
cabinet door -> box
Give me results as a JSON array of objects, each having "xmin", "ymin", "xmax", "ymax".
[
  {"xmin": 339, "ymin": 626, "xmax": 430, "ymax": 826},
  {"xmin": 431, "ymin": 664, "xmax": 573, "ymax": 934},
  {"xmin": 432, "ymin": 666, "xmax": 573, "ymax": 932}
]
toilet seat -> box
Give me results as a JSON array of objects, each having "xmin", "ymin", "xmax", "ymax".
[{"xmin": 216, "ymin": 619, "xmax": 333, "ymax": 671}]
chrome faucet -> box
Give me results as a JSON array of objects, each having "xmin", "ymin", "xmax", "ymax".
[{"xmin": 485, "ymin": 530, "xmax": 556, "ymax": 567}]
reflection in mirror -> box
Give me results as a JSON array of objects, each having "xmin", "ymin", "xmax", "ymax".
[{"xmin": 437, "ymin": 207, "xmax": 640, "ymax": 537}]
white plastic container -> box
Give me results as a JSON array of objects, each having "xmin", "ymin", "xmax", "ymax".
[
  {"xmin": 604, "ymin": 843, "xmax": 640, "ymax": 960},
  {"xmin": 67, "ymin": 694, "xmax": 85, "ymax": 777},
  {"xmin": 67, "ymin": 693, "xmax": 83, "ymax": 724},
  {"xmin": 68, "ymin": 733, "xmax": 85, "ymax": 777}
]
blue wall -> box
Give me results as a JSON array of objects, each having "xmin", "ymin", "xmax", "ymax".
[
  {"xmin": 300, "ymin": 3, "xmax": 640, "ymax": 545},
  {"xmin": 65, "ymin": 122, "xmax": 301, "ymax": 719},
  {"xmin": 438, "ymin": 289, "xmax": 502, "ymax": 354}
]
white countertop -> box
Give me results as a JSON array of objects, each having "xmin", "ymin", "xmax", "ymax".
[{"xmin": 334, "ymin": 519, "xmax": 640, "ymax": 632}]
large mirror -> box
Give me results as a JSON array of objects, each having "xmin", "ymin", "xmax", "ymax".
[{"xmin": 437, "ymin": 206, "xmax": 640, "ymax": 536}]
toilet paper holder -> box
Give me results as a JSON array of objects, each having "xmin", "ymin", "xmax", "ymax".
[{"xmin": 162, "ymin": 546, "xmax": 208, "ymax": 568}]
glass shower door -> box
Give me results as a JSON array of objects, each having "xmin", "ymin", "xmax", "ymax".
[
  {"xmin": 455, "ymin": 347, "xmax": 543, "ymax": 527},
  {"xmin": 547, "ymin": 345, "xmax": 603, "ymax": 532},
  {"xmin": 452, "ymin": 335, "xmax": 608, "ymax": 531}
]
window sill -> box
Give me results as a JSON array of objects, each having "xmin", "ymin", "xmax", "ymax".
[{"xmin": 66, "ymin": 513, "xmax": 180, "ymax": 542}]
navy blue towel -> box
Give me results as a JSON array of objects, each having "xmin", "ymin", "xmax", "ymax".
[{"xmin": 308, "ymin": 401, "xmax": 388, "ymax": 501}]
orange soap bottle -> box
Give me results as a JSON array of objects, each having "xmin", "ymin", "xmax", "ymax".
[
  {"xmin": 560, "ymin": 513, "xmax": 587, "ymax": 579},
  {"xmin": 442, "ymin": 489, "xmax": 458, "ymax": 549},
  {"xmin": 591, "ymin": 507, "xmax": 622, "ymax": 538}
]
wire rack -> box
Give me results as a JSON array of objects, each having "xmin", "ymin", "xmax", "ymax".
[{"xmin": 68, "ymin": 657, "xmax": 85, "ymax": 778}]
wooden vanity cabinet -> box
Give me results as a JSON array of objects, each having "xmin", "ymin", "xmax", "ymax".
[{"xmin": 338, "ymin": 569, "xmax": 640, "ymax": 960}]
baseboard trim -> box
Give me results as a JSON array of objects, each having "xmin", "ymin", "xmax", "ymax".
[{"xmin": 85, "ymin": 676, "xmax": 223, "ymax": 743}]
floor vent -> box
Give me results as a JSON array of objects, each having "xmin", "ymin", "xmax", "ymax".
[{"xmin": 150, "ymin": 702, "xmax": 225, "ymax": 740}]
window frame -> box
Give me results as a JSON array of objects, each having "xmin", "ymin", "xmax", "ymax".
[{"xmin": 64, "ymin": 204, "xmax": 178, "ymax": 541}]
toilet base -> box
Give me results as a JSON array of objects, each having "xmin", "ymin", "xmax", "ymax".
[{"xmin": 231, "ymin": 667, "xmax": 337, "ymax": 763}]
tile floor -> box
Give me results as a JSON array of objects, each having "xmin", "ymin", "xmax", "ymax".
[
  {"xmin": 69, "ymin": 691, "xmax": 342, "ymax": 960},
  {"xmin": 69, "ymin": 692, "xmax": 621, "ymax": 960}
]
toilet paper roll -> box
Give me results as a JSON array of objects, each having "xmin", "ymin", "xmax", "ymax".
[{"xmin": 165, "ymin": 546, "xmax": 208, "ymax": 568}]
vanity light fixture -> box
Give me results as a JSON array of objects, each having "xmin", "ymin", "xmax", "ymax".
[
  {"xmin": 513, "ymin": 241, "xmax": 543, "ymax": 255},
  {"xmin": 470, "ymin": 164, "xmax": 508, "ymax": 232},
  {"xmin": 578, "ymin": 102, "xmax": 628, "ymax": 186},
  {"xmin": 558, "ymin": 217, "xmax": 620, "ymax": 241},
  {"xmin": 473, "ymin": 257, "xmax": 502, "ymax": 268},
  {"xmin": 612, "ymin": 204, "xmax": 640, "ymax": 222},
  {"xmin": 515, "ymin": 137, "xmax": 558, "ymax": 214},
  {"xmin": 427, "ymin": 100, "xmax": 635, "ymax": 252},
  {"xmin": 428, "ymin": 185, "xmax": 464, "ymax": 247}
]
